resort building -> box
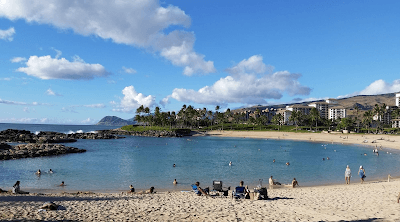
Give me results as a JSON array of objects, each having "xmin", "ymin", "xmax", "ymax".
[
  {"xmin": 396, "ymin": 92, "xmax": 400, "ymax": 107},
  {"xmin": 308, "ymin": 102, "xmax": 329, "ymax": 119},
  {"xmin": 328, "ymin": 106, "xmax": 346, "ymax": 120}
]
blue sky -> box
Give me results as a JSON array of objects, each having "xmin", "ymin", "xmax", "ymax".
[{"xmin": 1, "ymin": 0, "xmax": 400, "ymax": 124}]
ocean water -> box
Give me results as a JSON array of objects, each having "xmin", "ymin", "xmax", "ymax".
[{"xmin": 1, "ymin": 123, "xmax": 400, "ymax": 192}]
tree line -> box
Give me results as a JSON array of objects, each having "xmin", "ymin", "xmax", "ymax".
[{"xmin": 134, "ymin": 103, "xmax": 400, "ymax": 133}]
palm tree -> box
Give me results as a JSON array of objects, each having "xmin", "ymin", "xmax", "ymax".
[
  {"xmin": 289, "ymin": 111, "xmax": 302, "ymax": 131},
  {"xmin": 310, "ymin": 107, "xmax": 320, "ymax": 131},
  {"xmin": 272, "ymin": 113, "xmax": 283, "ymax": 130},
  {"xmin": 354, "ymin": 105, "xmax": 360, "ymax": 132},
  {"xmin": 362, "ymin": 110, "xmax": 373, "ymax": 133}
]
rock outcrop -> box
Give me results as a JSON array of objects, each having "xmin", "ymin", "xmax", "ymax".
[
  {"xmin": 0, "ymin": 129, "xmax": 124, "ymax": 143},
  {"xmin": 0, "ymin": 143, "xmax": 86, "ymax": 160},
  {"xmin": 99, "ymin": 129, "xmax": 190, "ymax": 137}
]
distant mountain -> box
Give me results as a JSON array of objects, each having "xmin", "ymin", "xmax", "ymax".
[{"xmin": 96, "ymin": 116, "xmax": 135, "ymax": 126}]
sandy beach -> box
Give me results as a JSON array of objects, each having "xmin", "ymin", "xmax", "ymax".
[
  {"xmin": 1, "ymin": 178, "xmax": 400, "ymax": 221},
  {"xmin": 205, "ymin": 130, "xmax": 400, "ymax": 151},
  {"xmin": 2, "ymin": 131, "xmax": 400, "ymax": 221}
]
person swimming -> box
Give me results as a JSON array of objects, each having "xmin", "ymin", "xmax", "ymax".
[
  {"xmin": 36, "ymin": 169, "xmax": 41, "ymax": 175},
  {"xmin": 286, "ymin": 162, "xmax": 290, "ymax": 166},
  {"xmin": 59, "ymin": 181, "xmax": 66, "ymax": 186},
  {"xmin": 173, "ymin": 179, "xmax": 178, "ymax": 185},
  {"xmin": 229, "ymin": 161, "xmax": 232, "ymax": 166},
  {"xmin": 273, "ymin": 159, "xmax": 275, "ymax": 163},
  {"xmin": 49, "ymin": 169, "xmax": 53, "ymax": 173},
  {"xmin": 173, "ymin": 164, "xmax": 176, "ymax": 167}
]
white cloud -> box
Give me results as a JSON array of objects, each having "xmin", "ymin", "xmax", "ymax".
[
  {"xmin": 0, "ymin": 1, "xmax": 214, "ymax": 75},
  {"xmin": 46, "ymin": 88, "xmax": 63, "ymax": 96},
  {"xmin": 122, "ymin": 66, "xmax": 137, "ymax": 74},
  {"xmin": 359, "ymin": 79, "xmax": 400, "ymax": 95},
  {"xmin": 165, "ymin": 55, "xmax": 311, "ymax": 106},
  {"xmin": 0, "ymin": 77, "xmax": 11, "ymax": 81},
  {"xmin": 0, "ymin": 98, "xmax": 49, "ymax": 106},
  {"xmin": 61, "ymin": 107, "xmax": 78, "ymax": 113},
  {"xmin": 11, "ymin": 57, "xmax": 26, "ymax": 63},
  {"xmin": 83, "ymin": 104, "xmax": 105, "ymax": 108},
  {"xmin": 160, "ymin": 96, "xmax": 171, "ymax": 107},
  {"xmin": 112, "ymin": 86, "xmax": 156, "ymax": 113},
  {"xmin": 81, "ymin": 118, "xmax": 96, "ymax": 124},
  {"xmin": 17, "ymin": 55, "xmax": 110, "ymax": 80},
  {"xmin": 0, "ymin": 117, "xmax": 50, "ymax": 124},
  {"xmin": 0, "ymin": 27, "xmax": 15, "ymax": 41},
  {"xmin": 336, "ymin": 79, "xmax": 400, "ymax": 99}
]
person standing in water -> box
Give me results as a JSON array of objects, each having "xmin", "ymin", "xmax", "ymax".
[
  {"xmin": 358, "ymin": 166, "xmax": 366, "ymax": 184},
  {"xmin": 345, "ymin": 165, "xmax": 351, "ymax": 185}
]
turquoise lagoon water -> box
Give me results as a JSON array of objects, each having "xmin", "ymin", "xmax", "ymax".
[{"xmin": 1, "ymin": 123, "xmax": 400, "ymax": 192}]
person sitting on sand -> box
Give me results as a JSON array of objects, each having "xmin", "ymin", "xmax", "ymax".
[
  {"xmin": 59, "ymin": 181, "xmax": 66, "ymax": 186},
  {"xmin": 138, "ymin": 187, "xmax": 155, "ymax": 194},
  {"xmin": 292, "ymin": 178, "xmax": 299, "ymax": 188},
  {"xmin": 36, "ymin": 169, "xmax": 41, "ymax": 175},
  {"xmin": 194, "ymin": 182, "xmax": 209, "ymax": 196},
  {"xmin": 358, "ymin": 166, "xmax": 366, "ymax": 184},
  {"xmin": 173, "ymin": 179, "xmax": 178, "ymax": 185},
  {"xmin": 129, "ymin": 185, "xmax": 135, "ymax": 192},
  {"xmin": 12, "ymin": 181, "xmax": 29, "ymax": 194},
  {"xmin": 269, "ymin": 176, "xmax": 281, "ymax": 187},
  {"xmin": 345, "ymin": 165, "xmax": 351, "ymax": 185}
]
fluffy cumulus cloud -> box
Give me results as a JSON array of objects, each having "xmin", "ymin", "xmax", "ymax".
[
  {"xmin": 0, "ymin": 0, "xmax": 215, "ymax": 75},
  {"xmin": 359, "ymin": 79, "xmax": 400, "ymax": 95},
  {"xmin": 164, "ymin": 55, "xmax": 311, "ymax": 106},
  {"xmin": 17, "ymin": 55, "xmax": 110, "ymax": 80},
  {"xmin": 0, "ymin": 27, "xmax": 15, "ymax": 41},
  {"xmin": 112, "ymin": 86, "xmax": 156, "ymax": 113}
]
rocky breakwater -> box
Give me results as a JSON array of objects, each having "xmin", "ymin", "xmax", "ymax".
[
  {"xmin": 0, "ymin": 129, "xmax": 124, "ymax": 143},
  {"xmin": 100, "ymin": 129, "xmax": 190, "ymax": 137},
  {"xmin": 0, "ymin": 142, "xmax": 86, "ymax": 160}
]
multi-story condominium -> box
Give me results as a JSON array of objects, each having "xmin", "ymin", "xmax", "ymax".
[
  {"xmin": 308, "ymin": 102, "xmax": 329, "ymax": 119},
  {"xmin": 396, "ymin": 92, "xmax": 400, "ymax": 107},
  {"xmin": 286, "ymin": 105, "xmax": 312, "ymax": 115},
  {"xmin": 329, "ymin": 106, "xmax": 346, "ymax": 120}
]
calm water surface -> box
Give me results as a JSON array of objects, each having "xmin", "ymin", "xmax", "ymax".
[{"xmin": 1, "ymin": 123, "xmax": 399, "ymax": 192}]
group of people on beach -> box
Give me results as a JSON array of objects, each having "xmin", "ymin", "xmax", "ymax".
[
  {"xmin": 269, "ymin": 176, "xmax": 299, "ymax": 188},
  {"xmin": 345, "ymin": 165, "xmax": 366, "ymax": 184}
]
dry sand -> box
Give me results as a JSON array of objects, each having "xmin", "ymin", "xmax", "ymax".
[
  {"xmin": 205, "ymin": 130, "xmax": 400, "ymax": 151},
  {"xmin": 2, "ymin": 131, "xmax": 400, "ymax": 221},
  {"xmin": 1, "ymin": 179, "xmax": 400, "ymax": 221}
]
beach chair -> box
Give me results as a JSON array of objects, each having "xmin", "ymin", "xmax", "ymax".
[
  {"xmin": 232, "ymin": 186, "xmax": 245, "ymax": 199},
  {"xmin": 213, "ymin": 180, "xmax": 230, "ymax": 196},
  {"xmin": 213, "ymin": 181, "xmax": 223, "ymax": 192}
]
